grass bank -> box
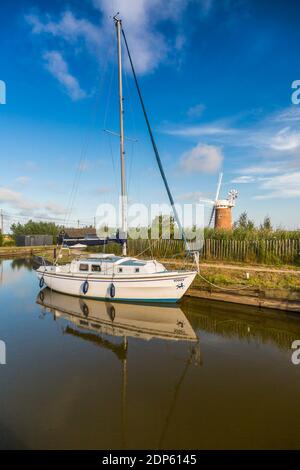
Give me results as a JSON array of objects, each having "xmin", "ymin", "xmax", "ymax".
[{"xmin": 0, "ymin": 245, "xmax": 56, "ymax": 259}]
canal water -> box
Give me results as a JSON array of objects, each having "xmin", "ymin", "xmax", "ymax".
[{"xmin": 0, "ymin": 258, "xmax": 300, "ymax": 449}]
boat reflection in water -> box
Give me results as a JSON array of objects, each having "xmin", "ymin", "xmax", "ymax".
[
  {"xmin": 36, "ymin": 288, "xmax": 198, "ymax": 344},
  {"xmin": 36, "ymin": 288, "xmax": 199, "ymax": 448}
]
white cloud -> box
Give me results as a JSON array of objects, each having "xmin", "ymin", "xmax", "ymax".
[
  {"xmin": 270, "ymin": 127, "xmax": 300, "ymax": 152},
  {"xmin": 0, "ymin": 186, "xmax": 68, "ymax": 215},
  {"xmin": 236, "ymin": 165, "xmax": 282, "ymax": 175},
  {"xmin": 180, "ymin": 143, "xmax": 223, "ymax": 173},
  {"xmin": 165, "ymin": 123, "xmax": 238, "ymax": 137},
  {"xmin": 175, "ymin": 34, "xmax": 186, "ymax": 51},
  {"xmin": 176, "ymin": 190, "xmax": 206, "ymax": 201},
  {"xmin": 43, "ymin": 50, "xmax": 86, "ymax": 100},
  {"xmin": 26, "ymin": 11, "xmax": 102, "ymax": 49},
  {"xmin": 272, "ymin": 107, "xmax": 300, "ymax": 123},
  {"xmin": 187, "ymin": 103, "xmax": 206, "ymax": 118},
  {"xmin": 199, "ymin": 0, "xmax": 215, "ymax": 15},
  {"xmin": 26, "ymin": 2, "xmax": 189, "ymax": 75},
  {"xmin": 254, "ymin": 172, "xmax": 300, "ymax": 199},
  {"xmin": 15, "ymin": 176, "xmax": 31, "ymax": 185},
  {"xmin": 0, "ymin": 187, "xmax": 21, "ymax": 204},
  {"xmin": 94, "ymin": 0, "xmax": 189, "ymax": 74},
  {"xmin": 25, "ymin": 0, "xmax": 221, "ymax": 95},
  {"xmin": 94, "ymin": 186, "xmax": 112, "ymax": 194},
  {"xmin": 45, "ymin": 202, "xmax": 67, "ymax": 215},
  {"xmin": 231, "ymin": 176, "xmax": 256, "ymax": 184},
  {"xmin": 25, "ymin": 160, "xmax": 38, "ymax": 171},
  {"xmin": 0, "ymin": 187, "xmax": 39, "ymax": 211},
  {"xmin": 77, "ymin": 160, "xmax": 90, "ymax": 172}
]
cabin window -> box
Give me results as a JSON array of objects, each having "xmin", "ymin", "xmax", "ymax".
[
  {"xmin": 92, "ymin": 264, "xmax": 101, "ymax": 272},
  {"xmin": 118, "ymin": 267, "xmax": 123, "ymax": 273},
  {"xmin": 135, "ymin": 268, "xmax": 140, "ymax": 273},
  {"xmin": 79, "ymin": 264, "xmax": 89, "ymax": 271}
]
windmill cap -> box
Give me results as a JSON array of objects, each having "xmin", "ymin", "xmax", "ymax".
[{"xmin": 215, "ymin": 199, "xmax": 235, "ymax": 208}]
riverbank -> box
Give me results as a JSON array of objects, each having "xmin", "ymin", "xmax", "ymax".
[
  {"xmin": 162, "ymin": 259, "xmax": 300, "ymax": 312},
  {"xmin": 0, "ymin": 245, "xmax": 55, "ymax": 258}
]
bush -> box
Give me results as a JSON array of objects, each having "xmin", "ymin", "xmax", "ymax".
[
  {"xmin": 10, "ymin": 220, "xmax": 61, "ymax": 241},
  {"xmin": 2, "ymin": 239, "xmax": 16, "ymax": 247}
]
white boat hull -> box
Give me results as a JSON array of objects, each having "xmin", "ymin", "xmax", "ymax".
[{"xmin": 37, "ymin": 267, "xmax": 197, "ymax": 303}]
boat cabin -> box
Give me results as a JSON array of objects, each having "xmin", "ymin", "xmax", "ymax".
[{"xmin": 68, "ymin": 254, "xmax": 167, "ymax": 276}]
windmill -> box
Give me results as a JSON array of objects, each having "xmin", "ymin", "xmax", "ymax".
[{"xmin": 201, "ymin": 173, "xmax": 238, "ymax": 230}]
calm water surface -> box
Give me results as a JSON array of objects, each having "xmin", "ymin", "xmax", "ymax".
[{"xmin": 0, "ymin": 258, "xmax": 300, "ymax": 449}]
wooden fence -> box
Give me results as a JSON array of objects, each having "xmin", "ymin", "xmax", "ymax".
[
  {"xmin": 201, "ymin": 239, "xmax": 300, "ymax": 264},
  {"xmin": 126, "ymin": 238, "xmax": 300, "ymax": 265}
]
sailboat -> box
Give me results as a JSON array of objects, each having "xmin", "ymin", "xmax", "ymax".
[{"xmin": 36, "ymin": 15, "xmax": 198, "ymax": 303}]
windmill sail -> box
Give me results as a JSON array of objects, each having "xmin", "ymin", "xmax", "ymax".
[{"xmin": 208, "ymin": 172, "xmax": 223, "ymax": 228}]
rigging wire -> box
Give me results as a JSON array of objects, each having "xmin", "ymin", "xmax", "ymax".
[
  {"xmin": 123, "ymin": 59, "xmax": 137, "ymax": 195},
  {"xmin": 121, "ymin": 27, "xmax": 191, "ymax": 255},
  {"xmin": 103, "ymin": 42, "xmax": 119, "ymax": 200},
  {"xmin": 63, "ymin": 38, "xmax": 113, "ymax": 228},
  {"xmin": 54, "ymin": 38, "xmax": 113, "ymax": 263},
  {"xmin": 103, "ymin": 41, "xmax": 116, "ymax": 130},
  {"xmin": 2, "ymin": 210, "xmax": 93, "ymax": 226},
  {"xmin": 197, "ymin": 272, "xmax": 252, "ymax": 291}
]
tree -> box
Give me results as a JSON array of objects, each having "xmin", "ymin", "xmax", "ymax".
[
  {"xmin": 234, "ymin": 211, "xmax": 255, "ymax": 231},
  {"xmin": 260, "ymin": 215, "xmax": 272, "ymax": 231},
  {"xmin": 10, "ymin": 220, "xmax": 61, "ymax": 242},
  {"xmin": 151, "ymin": 214, "xmax": 176, "ymax": 239},
  {"xmin": 0, "ymin": 230, "xmax": 3, "ymax": 247}
]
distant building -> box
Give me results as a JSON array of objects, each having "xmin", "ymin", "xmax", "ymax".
[
  {"xmin": 58, "ymin": 228, "xmax": 105, "ymax": 247},
  {"xmin": 57, "ymin": 227, "xmax": 123, "ymax": 247},
  {"xmin": 15, "ymin": 234, "xmax": 53, "ymax": 246}
]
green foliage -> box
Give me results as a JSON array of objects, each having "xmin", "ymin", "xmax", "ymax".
[
  {"xmin": 233, "ymin": 211, "xmax": 255, "ymax": 231},
  {"xmin": 260, "ymin": 215, "xmax": 272, "ymax": 231},
  {"xmin": 10, "ymin": 220, "xmax": 61, "ymax": 243},
  {"xmin": 0, "ymin": 231, "xmax": 3, "ymax": 247},
  {"xmin": 150, "ymin": 214, "xmax": 175, "ymax": 239},
  {"xmin": 2, "ymin": 238, "xmax": 16, "ymax": 247}
]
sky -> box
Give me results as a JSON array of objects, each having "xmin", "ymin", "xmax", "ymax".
[{"xmin": 0, "ymin": 0, "xmax": 300, "ymax": 231}]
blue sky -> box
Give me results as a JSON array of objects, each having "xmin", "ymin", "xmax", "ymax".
[{"xmin": 1, "ymin": 0, "xmax": 300, "ymax": 230}]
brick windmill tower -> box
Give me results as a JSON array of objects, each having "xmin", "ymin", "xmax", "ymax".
[{"xmin": 207, "ymin": 173, "xmax": 238, "ymax": 230}]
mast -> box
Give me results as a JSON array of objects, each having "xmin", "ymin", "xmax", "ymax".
[{"xmin": 114, "ymin": 15, "xmax": 127, "ymax": 256}]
